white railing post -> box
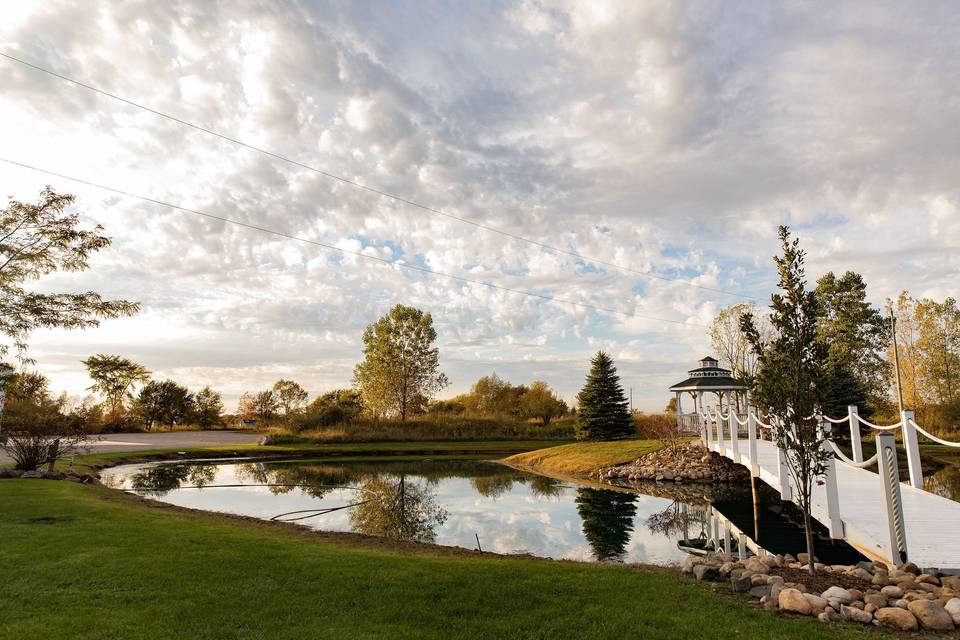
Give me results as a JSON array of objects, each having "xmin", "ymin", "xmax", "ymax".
[
  {"xmin": 729, "ymin": 411, "xmax": 740, "ymax": 464},
  {"xmin": 848, "ymin": 405, "xmax": 863, "ymax": 463},
  {"xmin": 776, "ymin": 443, "xmax": 792, "ymax": 501},
  {"xmin": 704, "ymin": 412, "xmax": 713, "ymax": 450},
  {"xmin": 723, "ymin": 522, "xmax": 732, "ymax": 555},
  {"xmin": 747, "ymin": 407, "xmax": 759, "ymax": 475},
  {"xmin": 901, "ymin": 410, "xmax": 923, "ymax": 489},
  {"xmin": 821, "ymin": 421, "xmax": 845, "ymax": 539},
  {"xmin": 716, "ymin": 411, "xmax": 724, "ymax": 455},
  {"xmin": 877, "ymin": 432, "xmax": 908, "ymax": 566},
  {"xmin": 737, "ymin": 532, "xmax": 747, "ymax": 561}
]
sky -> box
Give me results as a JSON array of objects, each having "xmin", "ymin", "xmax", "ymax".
[{"xmin": 1, "ymin": 1, "xmax": 958, "ymax": 412}]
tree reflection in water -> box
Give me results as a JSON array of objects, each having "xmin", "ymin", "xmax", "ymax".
[
  {"xmin": 528, "ymin": 475, "xmax": 565, "ymax": 499},
  {"xmin": 925, "ymin": 464, "xmax": 960, "ymax": 502},
  {"xmin": 574, "ymin": 487, "xmax": 637, "ymax": 562},
  {"xmin": 129, "ymin": 463, "xmax": 216, "ymax": 495},
  {"xmin": 646, "ymin": 500, "xmax": 709, "ymax": 542},
  {"xmin": 350, "ymin": 474, "xmax": 448, "ymax": 543}
]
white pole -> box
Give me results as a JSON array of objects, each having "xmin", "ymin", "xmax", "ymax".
[
  {"xmin": 715, "ymin": 396, "xmax": 725, "ymax": 455},
  {"xmin": 848, "ymin": 405, "xmax": 863, "ymax": 463},
  {"xmin": 821, "ymin": 422, "xmax": 844, "ymax": 538},
  {"xmin": 901, "ymin": 409, "xmax": 923, "ymax": 489},
  {"xmin": 776, "ymin": 445, "xmax": 792, "ymax": 501},
  {"xmin": 729, "ymin": 398, "xmax": 740, "ymax": 464},
  {"xmin": 747, "ymin": 406, "xmax": 759, "ymax": 475}
]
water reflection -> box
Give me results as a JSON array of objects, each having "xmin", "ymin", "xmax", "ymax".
[
  {"xmin": 102, "ymin": 458, "xmax": 698, "ymax": 565},
  {"xmin": 575, "ymin": 488, "xmax": 637, "ymax": 562},
  {"xmin": 350, "ymin": 475, "xmax": 448, "ymax": 543},
  {"xmin": 926, "ymin": 464, "xmax": 960, "ymax": 502}
]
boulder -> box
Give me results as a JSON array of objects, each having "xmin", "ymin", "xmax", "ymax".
[
  {"xmin": 41, "ymin": 471, "xmax": 65, "ymax": 480},
  {"xmin": 851, "ymin": 568, "xmax": 873, "ymax": 582},
  {"xmin": 880, "ymin": 585, "xmax": 904, "ymax": 598},
  {"xmin": 863, "ymin": 593, "xmax": 888, "ymax": 608},
  {"xmin": 943, "ymin": 576, "xmax": 960, "ymax": 591},
  {"xmin": 907, "ymin": 599, "xmax": 955, "ymax": 631},
  {"xmin": 779, "ymin": 588, "xmax": 813, "ymax": 615},
  {"xmin": 899, "ymin": 561, "xmax": 921, "ymax": 575},
  {"xmin": 749, "ymin": 585, "xmax": 771, "ymax": 599},
  {"xmin": 821, "ymin": 586, "xmax": 852, "ymax": 605},
  {"xmin": 856, "ymin": 560, "xmax": 875, "ymax": 573},
  {"xmin": 875, "ymin": 607, "xmax": 918, "ymax": 631},
  {"xmin": 693, "ymin": 564, "xmax": 719, "ymax": 582},
  {"xmin": 258, "ymin": 434, "xmax": 274, "ymax": 445},
  {"xmin": 893, "ymin": 599, "xmax": 909, "ymax": 609},
  {"xmin": 802, "ymin": 593, "xmax": 829, "ymax": 614},
  {"xmin": 840, "ymin": 604, "xmax": 873, "ymax": 624},
  {"xmin": 731, "ymin": 575, "xmax": 752, "ymax": 593},
  {"xmin": 681, "ymin": 556, "xmax": 701, "ymax": 575},
  {"xmin": 743, "ymin": 557, "xmax": 770, "ymax": 574},
  {"xmin": 944, "ymin": 598, "xmax": 960, "ymax": 626},
  {"xmin": 797, "ymin": 553, "xmax": 817, "ymax": 565},
  {"xmin": 20, "ymin": 470, "xmax": 43, "ymax": 478},
  {"xmin": 916, "ymin": 573, "xmax": 940, "ymax": 586}
]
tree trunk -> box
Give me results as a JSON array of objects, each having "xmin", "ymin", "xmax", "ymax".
[{"xmin": 803, "ymin": 509, "xmax": 816, "ymax": 575}]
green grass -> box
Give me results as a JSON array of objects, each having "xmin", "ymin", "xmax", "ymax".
[
  {"xmin": 504, "ymin": 439, "xmax": 669, "ymax": 475},
  {"xmin": 61, "ymin": 440, "xmax": 572, "ymax": 474},
  {"xmin": 0, "ymin": 480, "xmax": 884, "ymax": 640}
]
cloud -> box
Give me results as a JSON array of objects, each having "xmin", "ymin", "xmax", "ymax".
[{"xmin": 1, "ymin": 1, "xmax": 958, "ymax": 410}]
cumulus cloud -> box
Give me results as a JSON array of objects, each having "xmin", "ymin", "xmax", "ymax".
[{"xmin": 1, "ymin": 1, "xmax": 957, "ymax": 409}]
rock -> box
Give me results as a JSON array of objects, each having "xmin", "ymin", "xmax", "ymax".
[
  {"xmin": 20, "ymin": 470, "xmax": 43, "ymax": 478},
  {"xmin": 681, "ymin": 555, "xmax": 701, "ymax": 575},
  {"xmin": 802, "ymin": 594, "xmax": 829, "ymax": 614},
  {"xmin": 718, "ymin": 561, "xmax": 738, "ymax": 578},
  {"xmin": 759, "ymin": 555, "xmax": 780, "ymax": 568},
  {"xmin": 797, "ymin": 553, "xmax": 817, "ymax": 565},
  {"xmin": 916, "ymin": 573, "xmax": 940, "ymax": 586},
  {"xmin": 779, "ymin": 588, "xmax": 813, "ymax": 615},
  {"xmin": 875, "ymin": 607, "xmax": 918, "ymax": 631},
  {"xmin": 864, "ymin": 593, "xmax": 888, "ymax": 608},
  {"xmin": 770, "ymin": 584, "xmax": 783, "ymax": 603},
  {"xmin": 881, "ymin": 585, "xmax": 904, "ymax": 598},
  {"xmin": 258, "ymin": 435, "xmax": 274, "ymax": 445},
  {"xmin": 864, "ymin": 603, "xmax": 878, "ymax": 614},
  {"xmin": 907, "ymin": 600, "xmax": 955, "ymax": 631},
  {"xmin": 899, "ymin": 561, "xmax": 921, "ymax": 575},
  {"xmin": 64, "ymin": 475, "xmax": 83, "ymax": 483},
  {"xmin": 943, "ymin": 576, "xmax": 960, "ymax": 591},
  {"xmin": 760, "ymin": 595, "xmax": 777, "ymax": 611},
  {"xmin": 821, "ymin": 586, "xmax": 852, "ymax": 605},
  {"xmin": 851, "ymin": 568, "xmax": 873, "ymax": 581},
  {"xmin": 944, "ymin": 598, "xmax": 960, "ymax": 625},
  {"xmin": 693, "ymin": 564, "xmax": 719, "ymax": 582},
  {"xmin": 766, "ymin": 575, "xmax": 784, "ymax": 586},
  {"xmin": 41, "ymin": 471, "xmax": 65, "ymax": 480},
  {"xmin": 847, "ymin": 588, "xmax": 863, "ymax": 602},
  {"xmin": 856, "ymin": 560, "xmax": 875, "ymax": 573},
  {"xmin": 840, "ymin": 604, "xmax": 873, "ymax": 624},
  {"xmin": 743, "ymin": 557, "xmax": 770, "ymax": 574},
  {"xmin": 731, "ymin": 575, "xmax": 752, "ymax": 593},
  {"xmin": 749, "ymin": 585, "xmax": 772, "ymax": 599},
  {"xmin": 872, "ymin": 573, "xmax": 891, "ymax": 587},
  {"xmin": 894, "ymin": 599, "xmax": 909, "ymax": 609},
  {"xmin": 817, "ymin": 611, "xmax": 833, "ymax": 624}
]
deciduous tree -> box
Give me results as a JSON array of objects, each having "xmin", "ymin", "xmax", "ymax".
[
  {"xmin": 193, "ymin": 386, "xmax": 224, "ymax": 429},
  {"xmin": 518, "ymin": 381, "xmax": 567, "ymax": 425},
  {"xmin": 83, "ymin": 354, "xmax": 150, "ymax": 418},
  {"xmin": 353, "ymin": 305, "xmax": 448, "ymax": 420},
  {"xmin": 134, "ymin": 380, "xmax": 194, "ymax": 430},
  {"xmin": 272, "ymin": 379, "xmax": 308, "ymax": 415},
  {"xmin": 0, "ymin": 188, "xmax": 138, "ymax": 360}
]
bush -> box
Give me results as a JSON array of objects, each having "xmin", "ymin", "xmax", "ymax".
[{"xmin": 269, "ymin": 415, "xmax": 575, "ymax": 444}]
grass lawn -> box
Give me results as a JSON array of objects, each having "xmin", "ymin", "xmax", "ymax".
[
  {"xmin": 504, "ymin": 439, "xmax": 670, "ymax": 475},
  {"xmin": 0, "ymin": 480, "xmax": 885, "ymax": 640},
  {"xmin": 60, "ymin": 439, "xmax": 571, "ymax": 474}
]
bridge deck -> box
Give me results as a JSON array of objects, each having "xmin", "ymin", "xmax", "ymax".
[{"xmin": 717, "ymin": 439, "xmax": 960, "ymax": 570}]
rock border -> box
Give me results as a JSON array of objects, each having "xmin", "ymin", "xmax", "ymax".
[
  {"xmin": 683, "ymin": 552, "xmax": 960, "ymax": 632},
  {"xmin": 0, "ymin": 468, "xmax": 101, "ymax": 484}
]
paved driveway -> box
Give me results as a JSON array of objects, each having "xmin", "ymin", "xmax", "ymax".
[{"xmin": 1, "ymin": 430, "xmax": 262, "ymax": 465}]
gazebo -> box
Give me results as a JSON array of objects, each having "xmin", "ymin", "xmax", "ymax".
[{"xmin": 669, "ymin": 356, "xmax": 748, "ymax": 433}]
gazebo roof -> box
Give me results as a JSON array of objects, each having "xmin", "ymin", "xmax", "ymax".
[{"xmin": 668, "ymin": 355, "xmax": 747, "ymax": 392}]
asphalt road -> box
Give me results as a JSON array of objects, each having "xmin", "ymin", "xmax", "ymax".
[{"xmin": 1, "ymin": 430, "xmax": 262, "ymax": 465}]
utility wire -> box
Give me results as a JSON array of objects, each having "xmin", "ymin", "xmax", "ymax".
[
  {"xmin": 0, "ymin": 158, "xmax": 710, "ymax": 329},
  {"xmin": 0, "ymin": 50, "xmax": 754, "ymax": 301}
]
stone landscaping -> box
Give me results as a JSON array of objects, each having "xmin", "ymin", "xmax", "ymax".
[
  {"xmin": 683, "ymin": 551, "xmax": 960, "ymax": 632},
  {"xmin": 600, "ymin": 442, "xmax": 750, "ymax": 484}
]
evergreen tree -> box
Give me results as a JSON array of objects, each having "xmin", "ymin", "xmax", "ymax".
[
  {"xmin": 575, "ymin": 487, "xmax": 637, "ymax": 562},
  {"xmin": 575, "ymin": 351, "xmax": 633, "ymax": 440}
]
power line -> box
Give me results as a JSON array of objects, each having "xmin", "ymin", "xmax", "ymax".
[
  {"xmin": 0, "ymin": 50, "xmax": 755, "ymax": 301},
  {"xmin": 0, "ymin": 158, "xmax": 710, "ymax": 329}
]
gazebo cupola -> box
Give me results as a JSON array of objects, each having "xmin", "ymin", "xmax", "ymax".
[{"xmin": 669, "ymin": 356, "xmax": 748, "ymax": 424}]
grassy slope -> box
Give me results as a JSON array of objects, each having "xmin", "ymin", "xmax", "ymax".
[
  {"xmin": 504, "ymin": 439, "xmax": 667, "ymax": 475},
  {"xmin": 0, "ymin": 480, "xmax": 881, "ymax": 640},
  {"xmin": 60, "ymin": 440, "xmax": 571, "ymax": 474}
]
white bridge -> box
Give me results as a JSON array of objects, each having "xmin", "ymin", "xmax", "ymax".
[{"xmin": 686, "ymin": 405, "xmax": 960, "ymax": 571}]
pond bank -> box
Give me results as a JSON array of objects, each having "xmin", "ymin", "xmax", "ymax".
[{"xmin": 502, "ymin": 439, "xmax": 666, "ymax": 476}]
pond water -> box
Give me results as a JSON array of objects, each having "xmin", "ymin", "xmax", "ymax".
[
  {"xmin": 102, "ymin": 457, "xmax": 705, "ymax": 565},
  {"xmin": 101, "ymin": 456, "xmax": 878, "ymax": 565}
]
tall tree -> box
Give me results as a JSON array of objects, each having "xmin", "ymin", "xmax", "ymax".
[
  {"xmin": 518, "ymin": 381, "xmax": 567, "ymax": 425},
  {"xmin": 814, "ymin": 271, "xmax": 889, "ymax": 416},
  {"xmin": 83, "ymin": 354, "xmax": 150, "ymax": 418},
  {"xmin": 575, "ymin": 351, "xmax": 633, "ymax": 441},
  {"xmin": 915, "ymin": 297, "xmax": 960, "ymax": 406},
  {"xmin": 741, "ymin": 226, "xmax": 828, "ymax": 574},
  {"xmin": 238, "ymin": 390, "xmax": 279, "ymax": 422},
  {"xmin": 272, "ymin": 379, "xmax": 308, "ymax": 415},
  {"xmin": 134, "ymin": 380, "xmax": 194, "ymax": 430},
  {"xmin": 353, "ymin": 305, "xmax": 449, "ymax": 420},
  {"xmin": 0, "ymin": 188, "xmax": 138, "ymax": 360},
  {"xmin": 193, "ymin": 386, "xmax": 224, "ymax": 429},
  {"xmin": 709, "ymin": 302, "xmax": 770, "ymax": 391}
]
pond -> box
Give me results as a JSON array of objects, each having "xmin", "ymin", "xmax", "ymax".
[
  {"xmin": 102, "ymin": 457, "xmax": 707, "ymax": 565},
  {"xmin": 101, "ymin": 456, "xmax": 871, "ymax": 566}
]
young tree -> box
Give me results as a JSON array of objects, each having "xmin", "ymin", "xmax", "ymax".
[
  {"xmin": 134, "ymin": 380, "xmax": 194, "ymax": 430},
  {"xmin": 518, "ymin": 381, "xmax": 567, "ymax": 425},
  {"xmin": 238, "ymin": 390, "xmax": 279, "ymax": 423},
  {"xmin": 0, "ymin": 188, "xmax": 138, "ymax": 360},
  {"xmin": 353, "ymin": 305, "xmax": 449, "ymax": 420},
  {"xmin": 271, "ymin": 379, "xmax": 308, "ymax": 415},
  {"xmin": 83, "ymin": 354, "xmax": 150, "ymax": 418},
  {"xmin": 575, "ymin": 351, "xmax": 633, "ymax": 441},
  {"xmin": 741, "ymin": 226, "xmax": 828, "ymax": 574},
  {"xmin": 814, "ymin": 271, "xmax": 889, "ymax": 416},
  {"xmin": 193, "ymin": 386, "xmax": 224, "ymax": 429}
]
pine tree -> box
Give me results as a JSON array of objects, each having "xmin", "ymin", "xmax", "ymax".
[{"xmin": 575, "ymin": 351, "xmax": 633, "ymax": 440}]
